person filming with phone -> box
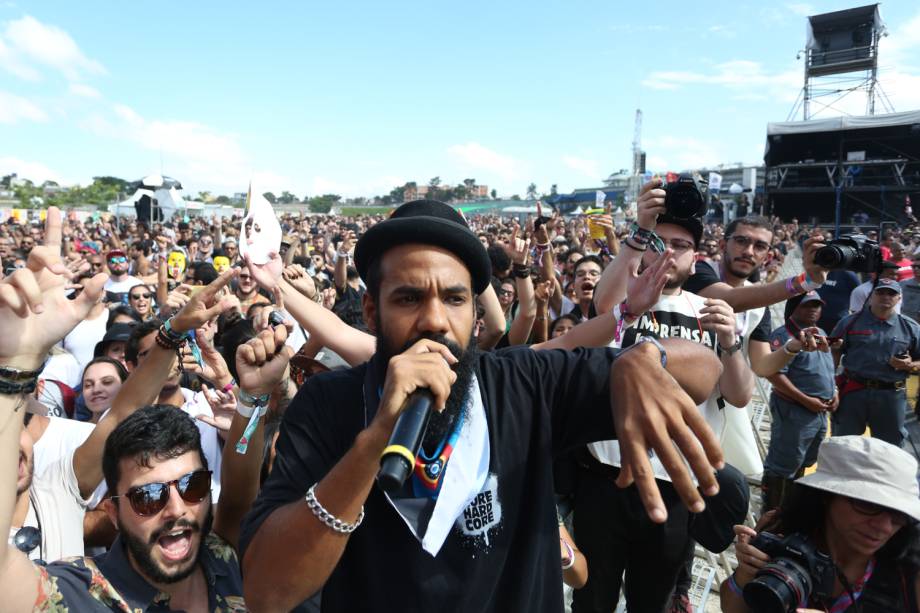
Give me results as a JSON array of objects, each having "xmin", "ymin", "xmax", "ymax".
[{"xmin": 759, "ymin": 291, "xmax": 837, "ymax": 513}]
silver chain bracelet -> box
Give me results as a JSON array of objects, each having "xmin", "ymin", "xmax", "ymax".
[{"xmin": 304, "ymin": 484, "xmax": 365, "ymax": 534}]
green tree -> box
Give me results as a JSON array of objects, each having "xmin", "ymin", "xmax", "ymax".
[
  {"xmin": 526, "ymin": 183, "xmax": 538, "ymax": 200},
  {"xmin": 278, "ymin": 190, "xmax": 297, "ymax": 204},
  {"xmin": 308, "ymin": 193, "xmax": 341, "ymax": 214},
  {"xmin": 216, "ymin": 195, "xmax": 231, "ymax": 204},
  {"xmin": 490, "ymin": 188, "xmax": 497, "ymax": 199},
  {"xmin": 263, "ymin": 191, "xmax": 277, "ymax": 204},
  {"xmin": 197, "ymin": 191, "xmax": 212, "ymax": 202},
  {"xmin": 510, "ymin": 194, "xmax": 521, "ymax": 201}
]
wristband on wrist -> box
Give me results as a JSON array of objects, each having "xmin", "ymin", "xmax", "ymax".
[
  {"xmin": 561, "ymin": 540, "xmax": 576, "ymax": 570},
  {"xmin": 622, "ymin": 237, "xmax": 647, "ymax": 252},
  {"xmin": 726, "ymin": 573, "xmax": 744, "ymax": 596},
  {"xmin": 0, "ymin": 361, "xmax": 47, "ymax": 381},
  {"xmin": 512, "ymin": 263, "xmax": 530, "ymax": 279},
  {"xmin": 631, "ymin": 335, "xmax": 668, "ymax": 368},
  {"xmin": 235, "ymin": 389, "xmax": 270, "ymax": 454},
  {"xmin": 0, "ymin": 378, "xmax": 38, "ymax": 395},
  {"xmin": 783, "ymin": 339, "xmax": 802, "ymax": 356},
  {"xmin": 222, "ymin": 380, "xmax": 236, "ymax": 394}
]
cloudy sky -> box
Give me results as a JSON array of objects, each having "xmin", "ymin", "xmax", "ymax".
[{"xmin": 1, "ymin": 1, "xmax": 919, "ymax": 198}]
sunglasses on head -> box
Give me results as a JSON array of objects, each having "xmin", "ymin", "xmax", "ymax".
[{"xmin": 114, "ymin": 470, "xmax": 212, "ymax": 516}]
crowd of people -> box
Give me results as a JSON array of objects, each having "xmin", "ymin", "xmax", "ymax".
[{"xmin": 0, "ymin": 178, "xmax": 917, "ymax": 612}]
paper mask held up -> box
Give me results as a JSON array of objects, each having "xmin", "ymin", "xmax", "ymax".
[{"xmin": 240, "ymin": 185, "xmax": 282, "ymax": 265}]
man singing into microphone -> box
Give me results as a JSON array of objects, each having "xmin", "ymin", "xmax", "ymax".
[{"xmin": 240, "ymin": 200, "xmax": 725, "ymax": 612}]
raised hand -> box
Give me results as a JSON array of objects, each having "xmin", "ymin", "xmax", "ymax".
[
  {"xmin": 170, "ymin": 269, "xmax": 239, "ymax": 334},
  {"xmin": 0, "ymin": 207, "xmax": 107, "ymax": 370},
  {"xmin": 283, "ymin": 264, "xmax": 317, "ymax": 299},
  {"xmin": 637, "ymin": 179, "xmax": 666, "ymax": 231},
  {"xmin": 625, "ymin": 248, "xmax": 674, "ymax": 316},
  {"xmin": 505, "ymin": 227, "xmax": 532, "ymax": 266},
  {"xmin": 803, "ymin": 233, "xmax": 829, "ymax": 286},
  {"xmin": 236, "ymin": 324, "xmax": 295, "ymax": 397},
  {"xmin": 244, "ymin": 252, "xmax": 284, "ymax": 292},
  {"xmin": 196, "ymin": 383, "xmax": 238, "ymax": 433}
]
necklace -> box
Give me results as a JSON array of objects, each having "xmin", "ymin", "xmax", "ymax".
[{"xmin": 411, "ymin": 412, "xmax": 465, "ymax": 499}]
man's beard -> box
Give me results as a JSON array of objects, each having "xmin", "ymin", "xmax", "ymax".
[
  {"xmin": 17, "ymin": 450, "xmax": 33, "ymax": 497},
  {"xmin": 724, "ymin": 257, "xmax": 757, "ymax": 281},
  {"xmin": 120, "ymin": 505, "xmax": 213, "ymax": 585},
  {"xmin": 375, "ymin": 318, "xmax": 478, "ymax": 450},
  {"xmin": 640, "ymin": 260, "xmax": 692, "ymax": 291}
]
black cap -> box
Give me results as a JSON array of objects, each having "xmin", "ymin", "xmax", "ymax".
[
  {"xmin": 656, "ymin": 213, "xmax": 704, "ymax": 248},
  {"xmin": 354, "ymin": 200, "xmax": 492, "ymax": 294},
  {"xmin": 93, "ymin": 323, "xmax": 136, "ymax": 358}
]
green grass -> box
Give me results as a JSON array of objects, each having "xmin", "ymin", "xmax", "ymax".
[{"xmin": 337, "ymin": 206, "xmax": 394, "ymax": 216}]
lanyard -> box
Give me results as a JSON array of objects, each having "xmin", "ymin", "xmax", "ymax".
[{"xmin": 825, "ymin": 558, "xmax": 876, "ymax": 613}]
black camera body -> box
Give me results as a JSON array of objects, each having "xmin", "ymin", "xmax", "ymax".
[
  {"xmin": 813, "ymin": 233, "xmax": 882, "ymax": 274},
  {"xmin": 663, "ymin": 173, "xmax": 708, "ymax": 220},
  {"xmin": 743, "ymin": 532, "xmax": 837, "ymax": 613}
]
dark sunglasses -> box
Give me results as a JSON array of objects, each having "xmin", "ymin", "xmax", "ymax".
[
  {"xmin": 114, "ymin": 470, "xmax": 212, "ymax": 516},
  {"xmin": 130, "ymin": 292, "xmax": 152, "ymax": 300}
]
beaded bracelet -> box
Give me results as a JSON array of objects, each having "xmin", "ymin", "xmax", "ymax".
[{"xmin": 561, "ymin": 540, "xmax": 576, "ymax": 570}]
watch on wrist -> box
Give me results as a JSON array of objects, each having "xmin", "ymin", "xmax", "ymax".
[
  {"xmin": 631, "ymin": 335, "xmax": 668, "ymax": 368},
  {"xmin": 720, "ymin": 338, "xmax": 743, "ymax": 356}
]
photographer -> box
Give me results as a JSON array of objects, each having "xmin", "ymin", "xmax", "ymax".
[
  {"xmin": 831, "ymin": 278, "xmax": 920, "ymax": 447},
  {"xmin": 720, "ymin": 436, "xmax": 920, "ymax": 612}
]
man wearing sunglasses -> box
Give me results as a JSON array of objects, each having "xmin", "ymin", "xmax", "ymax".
[{"xmin": 103, "ymin": 248, "xmax": 143, "ymax": 305}]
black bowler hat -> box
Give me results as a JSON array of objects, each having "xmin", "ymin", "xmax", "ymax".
[
  {"xmin": 93, "ymin": 323, "xmax": 136, "ymax": 358},
  {"xmin": 354, "ymin": 200, "xmax": 492, "ymax": 294}
]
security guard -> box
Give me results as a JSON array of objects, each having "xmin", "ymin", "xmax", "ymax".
[
  {"xmin": 762, "ymin": 291, "xmax": 837, "ymax": 512},
  {"xmin": 831, "ymin": 278, "xmax": 920, "ymax": 446}
]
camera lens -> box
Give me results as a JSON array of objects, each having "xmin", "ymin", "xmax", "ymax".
[
  {"xmin": 664, "ymin": 177, "xmax": 707, "ymax": 220},
  {"xmin": 743, "ymin": 559, "xmax": 812, "ymax": 613},
  {"xmin": 814, "ymin": 245, "xmax": 857, "ymax": 270}
]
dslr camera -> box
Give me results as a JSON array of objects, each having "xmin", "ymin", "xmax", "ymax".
[
  {"xmin": 662, "ymin": 173, "xmax": 708, "ymax": 220},
  {"xmin": 743, "ymin": 532, "xmax": 836, "ymax": 613},
  {"xmin": 813, "ymin": 233, "xmax": 882, "ymax": 274}
]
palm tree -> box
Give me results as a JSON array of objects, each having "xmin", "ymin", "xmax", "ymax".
[{"xmin": 526, "ymin": 183, "xmax": 538, "ymax": 200}]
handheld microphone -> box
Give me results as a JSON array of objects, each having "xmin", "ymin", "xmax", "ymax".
[{"xmin": 377, "ymin": 390, "xmax": 434, "ymax": 492}]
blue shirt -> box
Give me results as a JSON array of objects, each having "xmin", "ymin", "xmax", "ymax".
[
  {"xmin": 831, "ymin": 309, "xmax": 920, "ymax": 382},
  {"xmin": 769, "ymin": 323, "xmax": 836, "ymax": 399}
]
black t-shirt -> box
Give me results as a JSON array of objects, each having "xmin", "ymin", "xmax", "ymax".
[
  {"xmin": 333, "ymin": 285, "xmax": 366, "ymax": 330},
  {"xmin": 749, "ymin": 307, "xmax": 772, "ymax": 343},
  {"xmin": 240, "ymin": 346, "xmax": 620, "ymax": 613},
  {"xmin": 683, "ymin": 260, "xmax": 721, "ymax": 295}
]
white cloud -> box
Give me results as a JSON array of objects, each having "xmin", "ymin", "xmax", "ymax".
[
  {"xmin": 562, "ymin": 155, "xmax": 600, "ymax": 180},
  {"xmin": 68, "ymin": 82, "xmax": 101, "ymax": 99},
  {"xmin": 447, "ymin": 142, "xmax": 522, "ymax": 181},
  {"xmin": 0, "ymin": 90, "xmax": 47, "ymax": 123},
  {"xmin": 0, "ymin": 156, "xmax": 66, "ymax": 184},
  {"xmin": 0, "ymin": 15, "xmax": 105, "ymax": 81},
  {"xmin": 642, "ymin": 60, "xmax": 801, "ymax": 102}
]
